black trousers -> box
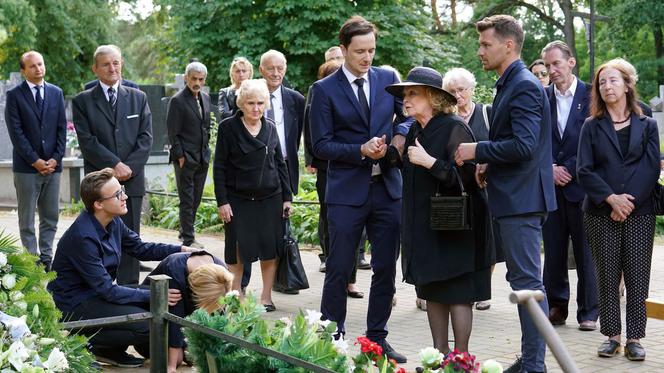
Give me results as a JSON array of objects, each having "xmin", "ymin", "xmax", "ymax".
[
  {"xmin": 316, "ymin": 168, "xmax": 330, "ymax": 262},
  {"xmin": 64, "ymin": 296, "xmax": 150, "ymax": 357},
  {"xmin": 117, "ymin": 195, "xmax": 143, "ymax": 285},
  {"xmin": 173, "ymin": 163, "xmax": 208, "ymax": 245}
]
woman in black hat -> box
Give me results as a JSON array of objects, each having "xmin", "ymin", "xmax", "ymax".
[{"xmin": 385, "ymin": 67, "xmax": 495, "ymax": 355}]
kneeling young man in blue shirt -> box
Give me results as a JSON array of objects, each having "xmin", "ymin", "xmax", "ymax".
[{"xmin": 48, "ymin": 168, "xmax": 198, "ymax": 368}]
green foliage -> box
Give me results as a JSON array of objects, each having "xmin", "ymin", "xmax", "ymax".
[{"xmin": 61, "ymin": 199, "xmax": 85, "ymax": 217}]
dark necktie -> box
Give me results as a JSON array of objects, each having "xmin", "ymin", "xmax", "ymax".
[
  {"xmin": 354, "ymin": 78, "xmax": 370, "ymax": 122},
  {"xmin": 267, "ymin": 93, "xmax": 276, "ymax": 121},
  {"xmin": 34, "ymin": 85, "xmax": 43, "ymax": 111},
  {"xmin": 108, "ymin": 87, "xmax": 117, "ymax": 111}
]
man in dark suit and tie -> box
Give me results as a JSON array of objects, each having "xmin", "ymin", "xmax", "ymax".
[
  {"xmin": 73, "ymin": 44, "xmax": 153, "ymax": 286},
  {"xmin": 4, "ymin": 51, "xmax": 66, "ymax": 271},
  {"xmin": 310, "ymin": 16, "xmax": 407, "ymax": 363},
  {"xmin": 456, "ymin": 15, "xmax": 556, "ymax": 373},
  {"xmin": 541, "ymin": 40, "xmax": 599, "ymax": 331},
  {"xmin": 166, "ymin": 61, "xmax": 211, "ymax": 249},
  {"xmin": 84, "ymin": 78, "xmax": 139, "ymax": 91}
]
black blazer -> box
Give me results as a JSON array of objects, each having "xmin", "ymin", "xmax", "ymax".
[
  {"xmin": 84, "ymin": 79, "xmax": 139, "ymax": 90},
  {"xmin": 303, "ymin": 85, "xmax": 327, "ymax": 170},
  {"xmin": 577, "ymin": 114, "xmax": 660, "ymax": 216},
  {"xmin": 166, "ymin": 87, "xmax": 211, "ymax": 166},
  {"xmin": 218, "ymin": 86, "xmax": 238, "ymax": 121},
  {"xmin": 213, "ymin": 112, "xmax": 292, "ymax": 206},
  {"xmin": 73, "ymin": 84, "xmax": 153, "ymax": 196},
  {"xmin": 4, "ymin": 81, "xmax": 66, "ymax": 173},
  {"xmin": 279, "ymin": 86, "xmax": 306, "ymax": 195}
]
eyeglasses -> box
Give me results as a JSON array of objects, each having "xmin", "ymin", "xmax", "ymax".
[
  {"xmin": 99, "ymin": 186, "xmax": 126, "ymax": 201},
  {"xmin": 449, "ymin": 87, "xmax": 471, "ymax": 96},
  {"xmin": 533, "ymin": 71, "xmax": 549, "ymax": 78}
]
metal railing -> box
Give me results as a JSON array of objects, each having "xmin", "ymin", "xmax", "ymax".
[{"xmin": 61, "ymin": 275, "xmax": 335, "ymax": 373}]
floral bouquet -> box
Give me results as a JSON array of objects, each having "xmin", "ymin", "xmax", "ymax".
[
  {"xmin": 441, "ymin": 349, "xmax": 480, "ymax": 373},
  {"xmin": 66, "ymin": 122, "xmax": 78, "ymax": 150},
  {"xmin": 418, "ymin": 347, "xmax": 503, "ymax": 373},
  {"xmin": 352, "ymin": 336, "xmax": 405, "ymax": 373}
]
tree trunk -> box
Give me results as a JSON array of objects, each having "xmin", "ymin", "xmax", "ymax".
[
  {"xmin": 431, "ymin": 0, "xmax": 443, "ymax": 32},
  {"xmin": 654, "ymin": 26, "xmax": 664, "ymax": 86},
  {"xmin": 451, "ymin": 0, "xmax": 457, "ymax": 28},
  {"xmin": 557, "ymin": 0, "xmax": 578, "ymax": 75}
]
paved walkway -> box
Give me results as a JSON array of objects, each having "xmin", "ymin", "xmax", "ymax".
[{"xmin": 2, "ymin": 210, "xmax": 664, "ymax": 372}]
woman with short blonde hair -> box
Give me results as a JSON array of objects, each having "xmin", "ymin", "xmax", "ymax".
[{"xmin": 219, "ymin": 57, "xmax": 254, "ymax": 121}]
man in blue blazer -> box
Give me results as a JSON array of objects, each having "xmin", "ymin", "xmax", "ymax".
[
  {"xmin": 456, "ymin": 15, "xmax": 556, "ymax": 373},
  {"xmin": 73, "ymin": 45, "xmax": 153, "ymax": 286},
  {"xmin": 4, "ymin": 51, "xmax": 66, "ymax": 271},
  {"xmin": 541, "ymin": 41, "xmax": 598, "ymax": 331},
  {"xmin": 310, "ymin": 16, "xmax": 407, "ymax": 363}
]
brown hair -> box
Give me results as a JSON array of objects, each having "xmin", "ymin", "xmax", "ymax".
[
  {"xmin": 528, "ymin": 59, "xmax": 546, "ymax": 72},
  {"xmin": 402, "ymin": 87, "xmax": 456, "ymax": 117},
  {"xmin": 19, "ymin": 50, "xmax": 42, "ymax": 69},
  {"xmin": 476, "ymin": 15, "xmax": 524, "ymax": 53},
  {"xmin": 189, "ymin": 263, "xmax": 234, "ymax": 313},
  {"xmin": 541, "ymin": 40, "xmax": 573, "ymax": 60},
  {"xmin": 317, "ymin": 60, "xmax": 342, "ymax": 80},
  {"xmin": 590, "ymin": 59, "xmax": 643, "ymax": 119},
  {"xmin": 339, "ymin": 16, "xmax": 377, "ymax": 48},
  {"xmin": 80, "ymin": 168, "xmax": 115, "ymax": 212}
]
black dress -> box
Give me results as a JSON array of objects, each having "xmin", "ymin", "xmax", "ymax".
[
  {"xmin": 400, "ymin": 113, "xmax": 495, "ymax": 304},
  {"xmin": 213, "ymin": 112, "xmax": 292, "ymax": 264}
]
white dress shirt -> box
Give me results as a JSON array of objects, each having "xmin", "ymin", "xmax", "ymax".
[
  {"xmin": 99, "ymin": 81, "xmax": 121, "ymax": 103},
  {"xmin": 26, "ymin": 80, "xmax": 44, "ymax": 102},
  {"xmin": 269, "ymin": 87, "xmax": 287, "ymax": 159},
  {"xmin": 554, "ymin": 76, "xmax": 577, "ymax": 138}
]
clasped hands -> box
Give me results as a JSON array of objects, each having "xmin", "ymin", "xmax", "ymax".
[
  {"xmin": 361, "ymin": 135, "xmax": 388, "ymax": 160},
  {"xmin": 553, "ymin": 165, "xmax": 572, "ymax": 186},
  {"xmin": 32, "ymin": 158, "xmax": 57, "ymax": 175},
  {"xmin": 114, "ymin": 161, "xmax": 133, "ymax": 181},
  {"xmin": 606, "ymin": 193, "xmax": 635, "ymax": 222}
]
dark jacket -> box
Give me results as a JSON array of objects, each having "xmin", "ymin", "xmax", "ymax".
[
  {"xmin": 48, "ymin": 211, "xmax": 180, "ymax": 312},
  {"xmin": 577, "ymin": 114, "xmax": 660, "ymax": 216},
  {"xmin": 218, "ymin": 86, "xmax": 238, "ymax": 121},
  {"xmin": 4, "ymin": 81, "xmax": 66, "ymax": 173},
  {"xmin": 467, "ymin": 102, "xmax": 491, "ymax": 142},
  {"xmin": 400, "ymin": 113, "xmax": 494, "ymax": 286},
  {"xmin": 84, "ymin": 79, "xmax": 139, "ymax": 90},
  {"xmin": 475, "ymin": 60, "xmax": 557, "ymax": 218},
  {"xmin": 546, "ymin": 79, "xmax": 590, "ymax": 203},
  {"xmin": 73, "ymin": 84, "xmax": 153, "ymax": 196},
  {"xmin": 279, "ymin": 86, "xmax": 306, "ymax": 195},
  {"xmin": 304, "ymin": 85, "xmax": 327, "ymax": 170},
  {"xmin": 213, "ymin": 112, "xmax": 292, "ymax": 205},
  {"xmin": 166, "ymin": 87, "xmax": 211, "ymax": 166}
]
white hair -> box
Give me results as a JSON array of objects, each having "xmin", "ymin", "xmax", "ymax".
[
  {"xmin": 93, "ymin": 45, "xmax": 122, "ymax": 65},
  {"xmin": 185, "ymin": 61, "xmax": 208, "ymax": 76},
  {"xmin": 260, "ymin": 49, "xmax": 287, "ymax": 67},
  {"xmin": 236, "ymin": 79, "xmax": 271, "ymax": 110},
  {"xmin": 442, "ymin": 68, "xmax": 477, "ymax": 91}
]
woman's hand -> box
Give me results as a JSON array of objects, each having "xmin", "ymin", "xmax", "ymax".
[
  {"xmin": 167, "ymin": 289, "xmax": 182, "ymax": 306},
  {"xmin": 407, "ymin": 138, "xmax": 436, "ymax": 169},
  {"xmin": 218, "ymin": 204, "xmax": 233, "ymax": 223},
  {"xmin": 283, "ymin": 201, "xmax": 292, "ymax": 218},
  {"xmin": 606, "ymin": 193, "xmax": 635, "ymax": 221},
  {"xmin": 475, "ymin": 163, "xmax": 488, "ymax": 188}
]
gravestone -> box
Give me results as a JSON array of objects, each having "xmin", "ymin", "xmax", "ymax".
[
  {"xmin": 139, "ymin": 84, "xmax": 168, "ymax": 155},
  {"xmin": 0, "ymin": 73, "xmax": 24, "ymax": 160}
]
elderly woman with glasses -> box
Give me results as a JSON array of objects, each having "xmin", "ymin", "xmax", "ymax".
[
  {"xmin": 529, "ymin": 59, "xmax": 550, "ymax": 87},
  {"xmin": 218, "ymin": 57, "xmax": 254, "ymax": 121},
  {"xmin": 384, "ymin": 67, "xmax": 494, "ymax": 355}
]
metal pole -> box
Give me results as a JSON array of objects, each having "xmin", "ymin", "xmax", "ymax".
[
  {"xmin": 149, "ymin": 275, "xmax": 171, "ymax": 373},
  {"xmin": 589, "ymin": 0, "xmax": 595, "ymax": 81},
  {"xmin": 509, "ymin": 290, "xmax": 580, "ymax": 373}
]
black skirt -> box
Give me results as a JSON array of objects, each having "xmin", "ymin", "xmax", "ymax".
[
  {"xmin": 224, "ymin": 193, "xmax": 283, "ymax": 264},
  {"xmin": 415, "ymin": 266, "xmax": 492, "ymax": 304}
]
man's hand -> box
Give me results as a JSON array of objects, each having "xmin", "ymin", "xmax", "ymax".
[
  {"xmin": 167, "ymin": 288, "xmax": 182, "ymax": 306},
  {"xmin": 181, "ymin": 245, "xmax": 201, "ymax": 253},
  {"xmin": 361, "ymin": 135, "xmax": 387, "ymax": 160},
  {"xmin": 283, "ymin": 201, "xmax": 292, "ymax": 218},
  {"xmin": 178, "ymin": 157, "xmax": 185, "ymax": 168},
  {"xmin": 475, "ymin": 163, "xmax": 488, "ymax": 188},
  {"xmin": 455, "ymin": 143, "xmax": 477, "ymax": 166},
  {"xmin": 553, "ymin": 165, "xmax": 572, "ymax": 186},
  {"xmin": 390, "ymin": 134, "xmax": 406, "ymax": 156},
  {"xmin": 31, "ymin": 159, "xmax": 51, "ymax": 175},
  {"xmin": 606, "ymin": 193, "xmax": 635, "ymax": 221},
  {"xmin": 305, "ymin": 166, "xmax": 317, "ymax": 174},
  {"xmin": 407, "ymin": 138, "xmax": 436, "ymax": 169},
  {"xmin": 114, "ymin": 161, "xmax": 133, "ymax": 181},
  {"xmin": 218, "ymin": 204, "xmax": 233, "ymax": 223}
]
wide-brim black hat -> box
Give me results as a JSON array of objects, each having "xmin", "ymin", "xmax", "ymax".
[{"xmin": 385, "ymin": 66, "xmax": 456, "ymax": 105}]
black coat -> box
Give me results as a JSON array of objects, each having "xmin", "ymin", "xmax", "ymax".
[
  {"xmin": 213, "ymin": 112, "xmax": 292, "ymax": 206},
  {"xmin": 166, "ymin": 87, "xmax": 211, "ymax": 166},
  {"xmin": 218, "ymin": 86, "xmax": 238, "ymax": 121},
  {"xmin": 401, "ymin": 113, "xmax": 495, "ymax": 286}
]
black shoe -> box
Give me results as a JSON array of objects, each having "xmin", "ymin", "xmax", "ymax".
[
  {"xmin": 597, "ymin": 339, "xmax": 621, "ymax": 357},
  {"xmin": 376, "ymin": 339, "xmax": 407, "ymax": 363},
  {"xmin": 624, "ymin": 341, "xmax": 645, "ymax": 361},
  {"xmin": 357, "ymin": 258, "xmax": 371, "ymax": 270},
  {"xmin": 92, "ymin": 349, "xmax": 144, "ymax": 368},
  {"xmin": 273, "ymin": 284, "xmax": 299, "ymax": 294},
  {"xmin": 504, "ymin": 355, "xmax": 547, "ymax": 373}
]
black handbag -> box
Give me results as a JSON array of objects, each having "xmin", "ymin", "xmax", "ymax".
[
  {"xmin": 275, "ymin": 219, "xmax": 310, "ymax": 290},
  {"xmin": 430, "ymin": 166, "xmax": 472, "ymax": 231},
  {"xmin": 652, "ymin": 182, "xmax": 664, "ymax": 215}
]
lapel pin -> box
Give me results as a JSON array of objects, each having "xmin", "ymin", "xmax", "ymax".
[{"xmin": 577, "ymin": 103, "xmax": 581, "ymax": 110}]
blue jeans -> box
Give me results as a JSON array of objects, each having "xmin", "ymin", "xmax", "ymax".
[
  {"xmin": 14, "ymin": 172, "xmax": 61, "ymax": 264},
  {"xmin": 494, "ymin": 213, "xmax": 549, "ymax": 373}
]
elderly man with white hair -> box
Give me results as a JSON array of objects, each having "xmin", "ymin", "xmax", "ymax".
[{"xmin": 166, "ymin": 61, "xmax": 212, "ymax": 249}]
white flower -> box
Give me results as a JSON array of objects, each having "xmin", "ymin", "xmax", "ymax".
[
  {"xmin": 226, "ymin": 290, "xmax": 240, "ymax": 298},
  {"xmin": 16, "ymin": 301, "xmax": 27, "ymax": 312},
  {"xmin": 318, "ymin": 319, "xmax": 331, "ymax": 328},
  {"xmin": 304, "ymin": 309, "xmax": 323, "ymax": 326},
  {"xmin": 419, "ymin": 347, "xmax": 445, "ymax": 368},
  {"xmin": 32, "ymin": 304, "xmax": 39, "ymax": 318},
  {"xmin": 0, "ymin": 252, "xmax": 7, "ymax": 267},
  {"xmin": 2, "ymin": 274, "xmax": 16, "ymax": 289},
  {"xmin": 43, "ymin": 347, "xmax": 69, "ymax": 372},
  {"xmin": 38, "ymin": 338, "xmax": 56, "ymax": 346},
  {"xmin": 279, "ymin": 317, "xmax": 292, "ymax": 328},
  {"xmin": 331, "ymin": 336, "xmax": 349, "ymax": 353},
  {"xmin": 7, "ymin": 340, "xmax": 29, "ymax": 371},
  {"xmin": 10, "ymin": 291, "xmax": 24, "ymax": 301}
]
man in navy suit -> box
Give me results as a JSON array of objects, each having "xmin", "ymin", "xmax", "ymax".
[
  {"xmin": 541, "ymin": 41, "xmax": 598, "ymax": 331},
  {"xmin": 4, "ymin": 51, "xmax": 66, "ymax": 271},
  {"xmin": 456, "ymin": 15, "xmax": 556, "ymax": 373},
  {"xmin": 310, "ymin": 15, "xmax": 407, "ymax": 363},
  {"xmin": 73, "ymin": 44, "xmax": 153, "ymax": 286},
  {"xmin": 84, "ymin": 78, "xmax": 139, "ymax": 91}
]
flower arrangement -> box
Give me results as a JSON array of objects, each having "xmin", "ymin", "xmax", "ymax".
[
  {"xmin": 0, "ymin": 231, "xmax": 95, "ymax": 372},
  {"xmin": 65, "ymin": 122, "xmax": 78, "ymax": 151},
  {"xmin": 352, "ymin": 336, "xmax": 405, "ymax": 373},
  {"xmin": 417, "ymin": 348, "xmax": 503, "ymax": 373}
]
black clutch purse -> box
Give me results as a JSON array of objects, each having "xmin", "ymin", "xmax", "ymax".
[{"xmin": 430, "ymin": 166, "xmax": 472, "ymax": 231}]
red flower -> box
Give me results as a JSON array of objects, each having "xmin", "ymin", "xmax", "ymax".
[{"xmin": 396, "ymin": 368, "xmax": 406, "ymax": 373}]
